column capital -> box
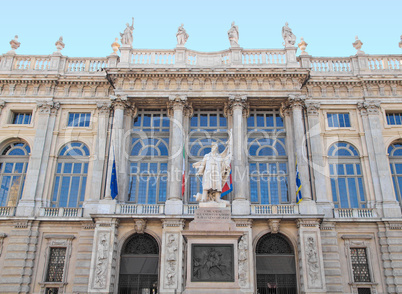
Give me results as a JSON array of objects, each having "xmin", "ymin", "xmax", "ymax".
[
  {"xmin": 225, "ymin": 94, "xmax": 249, "ymax": 117},
  {"xmin": 296, "ymin": 218, "xmax": 321, "ymax": 228},
  {"xmin": 36, "ymin": 101, "xmax": 60, "ymax": 116},
  {"xmin": 96, "ymin": 102, "xmax": 111, "ymax": 116},
  {"xmin": 357, "ymin": 100, "xmax": 381, "ymax": 116},
  {"xmin": 110, "ymin": 95, "xmax": 129, "ymax": 110},
  {"xmin": 168, "ymin": 94, "xmax": 191, "ymax": 117},
  {"xmin": 287, "ymin": 94, "xmax": 306, "ymax": 109},
  {"xmin": 305, "ymin": 102, "xmax": 320, "ymax": 116}
]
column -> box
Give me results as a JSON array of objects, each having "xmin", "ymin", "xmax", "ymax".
[
  {"xmin": 87, "ymin": 218, "xmax": 119, "ymax": 294},
  {"xmin": 17, "ymin": 101, "xmax": 59, "ymax": 216},
  {"xmin": 284, "ymin": 95, "xmax": 317, "ymax": 214},
  {"xmin": 297, "ymin": 219, "xmax": 327, "ymax": 294},
  {"xmin": 227, "ymin": 95, "xmax": 250, "ymax": 215},
  {"xmin": 84, "ymin": 102, "xmax": 110, "ymax": 215},
  {"xmin": 165, "ymin": 95, "xmax": 188, "ymax": 215},
  {"xmin": 159, "ymin": 219, "xmax": 185, "ymax": 293},
  {"xmin": 305, "ymin": 102, "xmax": 333, "ymax": 216},
  {"xmin": 100, "ymin": 95, "xmax": 130, "ymax": 214},
  {"xmin": 358, "ymin": 101, "xmax": 401, "ymax": 218}
]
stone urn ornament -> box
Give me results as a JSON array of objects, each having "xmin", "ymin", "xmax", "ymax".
[
  {"xmin": 399, "ymin": 35, "xmax": 402, "ymax": 49},
  {"xmin": 55, "ymin": 36, "xmax": 65, "ymax": 52},
  {"xmin": 298, "ymin": 37, "xmax": 308, "ymax": 55},
  {"xmin": 9, "ymin": 35, "xmax": 20, "ymax": 52},
  {"xmin": 111, "ymin": 38, "xmax": 120, "ymax": 54},
  {"xmin": 353, "ymin": 36, "xmax": 365, "ymax": 55}
]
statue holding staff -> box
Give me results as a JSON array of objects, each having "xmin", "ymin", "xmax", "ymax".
[{"xmin": 120, "ymin": 17, "xmax": 134, "ymax": 46}]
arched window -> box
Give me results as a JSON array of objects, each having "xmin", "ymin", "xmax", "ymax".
[
  {"xmin": 119, "ymin": 233, "xmax": 159, "ymax": 294},
  {"xmin": 328, "ymin": 142, "xmax": 366, "ymax": 208},
  {"xmin": 51, "ymin": 142, "xmax": 89, "ymax": 207},
  {"xmin": 0, "ymin": 142, "xmax": 30, "ymax": 207},
  {"xmin": 129, "ymin": 137, "xmax": 169, "ymax": 203},
  {"xmin": 255, "ymin": 233, "xmax": 297, "ymax": 293},
  {"xmin": 388, "ymin": 143, "xmax": 402, "ymax": 205},
  {"xmin": 248, "ymin": 109, "xmax": 288, "ymax": 204}
]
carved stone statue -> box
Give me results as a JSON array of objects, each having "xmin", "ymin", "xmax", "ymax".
[
  {"xmin": 176, "ymin": 24, "xmax": 189, "ymax": 46},
  {"xmin": 193, "ymin": 140, "xmax": 232, "ymax": 205},
  {"xmin": 120, "ymin": 17, "xmax": 134, "ymax": 46},
  {"xmin": 282, "ymin": 22, "xmax": 296, "ymax": 48},
  {"xmin": 228, "ymin": 22, "xmax": 239, "ymax": 47}
]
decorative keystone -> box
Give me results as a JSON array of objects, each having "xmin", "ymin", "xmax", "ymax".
[
  {"xmin": 353, "ymin": 36, "xmax": 365, "ymax": 55},
  {"xmin": 55, "ymin": 36, "xmax": 65, "ymax": 52},
  {"xmin": 298, "ymin": 37, "xmax": 308, "ymax": 55},
  {"xmin": 111, "ymin": 38, "xmax": 120, "ymax": 54}
]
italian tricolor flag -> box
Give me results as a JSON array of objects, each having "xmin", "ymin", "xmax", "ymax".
[{"xmin": 181, "ymin": 146, "xmax": 185, "ymax": 197}]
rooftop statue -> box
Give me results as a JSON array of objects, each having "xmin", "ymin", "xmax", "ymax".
[
  {"xmin": 55, "ymin": 36, "xmax": 65, "ymax": 52},
  {"xmin": 120, "ymin": 17, "xmax": 134, "ymax": 46},
  {"xmin": 282, "ymin": 22, "xmax": 296, "ymax": 48},
  {"xmin": 228, "ymin": 21, "xmax": 239, "ymax": 47},
  {"xmin": 9, "ymin": 35, "xmax": 20, "ymax": 51},
  {"xmin": 193, "ymin": 139, "xmax": 232, "ymax": 206},
  {"xmin": 176, "ymin": 24, "xmax": 189, "ymax": 47}
]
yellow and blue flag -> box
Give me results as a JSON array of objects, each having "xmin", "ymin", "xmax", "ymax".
[
  {"xmin": 110, "ymin": 155, "xmax": 118, "ymax": 199},
  {"xmin": 296, "ymin": 158, "xmax": 302, "ymax": 204}
]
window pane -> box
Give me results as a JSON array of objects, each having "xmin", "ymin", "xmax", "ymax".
[
  {"xmin": 68, "ymin": 177, "xmax": 80, "ymax": 207},
  {"xmin": 46, "ymin": 248, "xmax": 66, "ymax": 282}
]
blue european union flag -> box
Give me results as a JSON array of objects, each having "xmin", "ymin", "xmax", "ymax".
[
  {"xmin": 110, "ymin": 157, "xmax": 118, "ymax": 199},
  {"xmin": 296, "ymin": 158, "xmax": 302, "ymax": 204}
]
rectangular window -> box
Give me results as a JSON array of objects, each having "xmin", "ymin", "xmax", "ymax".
[
  {"xmin": 46, "ymin": 247, "xmax": 67, "ymax": 282},
  {"xmin": 12, "ymin": 112, "xmax": 32, "ymax": 124},
  {"xmin": 357, "ymin": 288, "xmax": 371, "ymax": 294},
  {"xmin": 133, "ymin": 109, "xmax": 169, "ymax": 132},
  {"xmin": 327, "ymin": 113, "xmax": 350, "ymax": 128},
  {"xmin": 68, "ymin": 113, "xmax": 91, "ymax": 127},
  {"xmin": 386, "ymin": 112, "xmax": 402, "ymax": 125},
  {"xmin": 190, "ymin": 109, "xmax": 227, "ymax": 131},
  {"xmin": 350, "ymin": 248, "xmax": 371, "ymax": 282}
]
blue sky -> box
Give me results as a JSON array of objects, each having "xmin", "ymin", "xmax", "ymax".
[{"xmin": 0, "ymin": 0, "xmax": 401, "ymax": 57}]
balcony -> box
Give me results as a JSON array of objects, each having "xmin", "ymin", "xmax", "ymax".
[
  {"xmin": 333, "ymin": 208, "xmax": 376, "ymax": 218},
  {"xmin": 116, "ymin": 204, "xmax": 164, "ymax": 215},
  {"xmin": 39, "ymin": 207, "xmax": 83, "ymax": 218},
  {"xmin": 0, "ymin": 207, "xmax": 16, "ymax": 217},
  {"xmin": 251, "ymin": 204, "xmax": 299, "ymax": 215}
]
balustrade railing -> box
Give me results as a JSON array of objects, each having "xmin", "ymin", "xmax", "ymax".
[
  {"xmin": 310, "ymin": 57, "xmax": 352, "ymax": 73},
  {"xmin": 65, "ymin": 58, "xmax": 107, "ymax": 72},
  {"xmin": 242, "ymin": 50, "xmax": 286, "ymax": 65},
  {"xmin": 334, "ymin": 208, "xmax": 375, "ymax": 218},
  {"xmin": 0, "ymin": 206, "xmax": 16, "ymax": 216},
  {"xmin": 368, "ymin": 56, "xmax": 402, "ymax": 70},
  {"xmin": 183, "ymin": 204, "xmax": 199, "ymax": 215},
  {"xmin": 40, "ymin": 207, "xmax": 83, "ymax": 217},
  {"xmin": 117, "ymin": 204, "xmax": 164, "ymax": 214},
  {"xmin": 251, "ymin": 204, "xmax": 298, "ymax": 215},
  {"xmin": 13, "ymin": 56, "xmax": 51, "ymax": 70},
  {"xmin": 131, "ymin": 50, "xmax": 175, "ymax": 65}
]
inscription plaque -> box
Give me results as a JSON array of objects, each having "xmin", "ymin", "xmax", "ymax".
[{"xmin": 191, "ymin": 244, "xmax": 234, "ymax": 282}]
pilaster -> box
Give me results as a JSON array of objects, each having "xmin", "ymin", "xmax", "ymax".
[
  {"xmin": 17, "ymin": 101, "xmax": 59, "ymax": 216},
  {"xmin": 226, "ymin": 94, "xmax": 250, "ymax": 215},
  {"xmin": 88, "ymin": 218, "xmax": 120, "ymax": 294},
  {"xmin": 159, "ymin": 219, "xmax": 186, "ymax": 294},
  {"xmin": 297, "ymin": 219, "xmax": 327, "ymax": 294},
  {"xmin": 357, "ymin": 101, "xmax": 401, "ymax": 218}
]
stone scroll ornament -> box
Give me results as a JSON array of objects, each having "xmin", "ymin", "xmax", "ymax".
[
  {"xmin": 305, "ymin": 236, "xmax": 320, "ymax": 287},
  {"xmin": 165, "ymin": 234, "xmax": 178, "ymax": 288},
  {"xmin": 94, "ymin": 233, "xmax": 109, "ymax": 289},
  {"xmin": 192, "ymin": 132, "xmax": 232, "ymax": 206},
  {"xmin": 238, "ymin": 235, "xmax": 248, "ymax": 287}
]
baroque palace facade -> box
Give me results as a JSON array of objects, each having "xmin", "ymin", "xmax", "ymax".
[{"xmin": 0, "ymin": 24, "xmax": 402, "ymax": 294}]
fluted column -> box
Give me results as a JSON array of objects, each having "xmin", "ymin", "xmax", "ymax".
[
  {"xmin": 358, "ymin": 101, "xmax": 401, "ymax": 217},
  {"xmin": 84, "ymin": 102, "xmax": 111, "ymax": 216},
  {"xmin": 305, "ymin": 102, "xmax": 332, "ymax": 216},
  {"xmin": 227, "ymin": 94, "xmax": 250, "ymax": 215},
  {"xmin": 284, "ymin": 95, "xmax": 316, "ymax": 214},
  {"xmin": 17, "ymin": 101, "xmax": 59, "ymax": 216},
  {"xmin": 165, "ymin": 95, "xmax": 189, "ymax": 215}
]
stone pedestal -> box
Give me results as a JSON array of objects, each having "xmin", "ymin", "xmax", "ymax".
[{"xmin": 183, "ymin": 207, "xmax": 244, "ymax": 294}]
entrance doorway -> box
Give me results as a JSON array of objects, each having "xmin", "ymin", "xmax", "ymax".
[
  {"xmin": 255, "ymin": 233, "xmax": 297, "ymax": 294},
  {"xmin": 118, "ymin": 233, "xmax": 159, "ymax": 294}
]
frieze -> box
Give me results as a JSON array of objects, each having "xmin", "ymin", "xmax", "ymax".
[
  {"xmin": 305, "ymin": 235, "xmax": 322, "ymax": 288},
  {"xmin": 94, "ymin": 232, "xmax": 110, "ymax": 289},
  {"xmin": 162, "ymin": 219, "xmax": 185, "ymax": 229}
]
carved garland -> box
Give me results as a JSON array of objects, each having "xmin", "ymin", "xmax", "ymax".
[
  {"xmin": 238, "ymin": 234, "xmax": 249, "ymax": 288},
  {"xmin": 165, "ymin": 233, "xmax": 178, "ymax": 288}
]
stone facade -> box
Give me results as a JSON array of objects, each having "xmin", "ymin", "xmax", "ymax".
[{"xmin": 0, "ymin": 26, "xmax": 401, "ymax": 294}]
